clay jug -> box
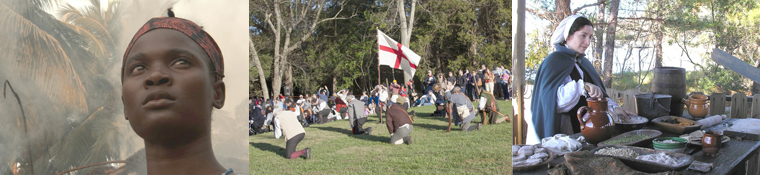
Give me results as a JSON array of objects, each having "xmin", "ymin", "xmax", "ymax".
[
  {"xmin": 683, "ymin": 94, "xmax": 709, "ymax": 119},
  {"xmin": 702, "ymin": 131, "xmax": 721, "ymax": 157},
  {"xmin": 577, "ymin": 98, "xmax": 616, "ymax": 144}
]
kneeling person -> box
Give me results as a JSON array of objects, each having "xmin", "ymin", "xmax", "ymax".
[
  {"xmin": 386, "ymin": 97, "xmax": 414, "ymax": 145},
  {"xmin": 445, "ymin": 86, "xmax": 482, "ymax": 132},
  {"xmin": 347, "ymin": 95, "xmax": 372, "ymax": 134},
  {"xmin": 479, "ymin": 91, "xmax": 507, "ymax": 125},
  {"xmin": 274, "ymin": 110, "xmax": 312, "ymax": 159}
]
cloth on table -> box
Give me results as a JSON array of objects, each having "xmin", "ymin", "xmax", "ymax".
[
  {"xmin": 687, "ymin": 161, "xmax": 713, "ymax": 173},
  {"xmin": 548, "ymin": 151, "xmax": 670, "ymax": 175}
]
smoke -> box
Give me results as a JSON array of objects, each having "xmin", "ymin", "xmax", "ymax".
[{"xmin": 0, "ymin": 0, "xmax": 249, "ymax": 174}]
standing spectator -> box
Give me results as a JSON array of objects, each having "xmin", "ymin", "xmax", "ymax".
[
  {"xmin": 502, "ymin": 66, "xmax": 511, "ymax": 99},
  {"xmin": 424, "ymin": 70, "xmax": 436, "ymax": 94},
  {"xmin": 437, "ymin": 73, "xmax": 447, "ymax": 99},
  {"xmin": 406, "ymin": 79, "xmax": 416, "ymax": 106},
  {"xmin": 273, "ymin": 110, "xmax": 312, "ymax": 159},
  {"xmin": 347, "ymin": 95, "xmax": 372, "ymax": 134},
  {"xmin": 465, "ymin": 69, "xmax": 476, "ymax": 100},
  {"xmin": 386, "ymin": 97, "xmax": 414, "ymax": 145},
  {"xmin": 457, "ymin": 70, "xmax": 467, "ymax": 97},
  {"xmin": 447, "ymin": 71, "xmax": 457, "ymax": 85},
  {"xmin": 485, "ymin": 69, "xmax": 495, "ymax": 93},
  {"xmin": 376, "ymin": 85, "xmax": 389, "ymax": 124}
]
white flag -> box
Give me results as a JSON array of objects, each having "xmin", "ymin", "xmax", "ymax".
[{"xmin": 377, "ymin": 29, "xmax": 421, "ymax": 77}]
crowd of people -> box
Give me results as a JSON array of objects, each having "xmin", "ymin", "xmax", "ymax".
[
  {"xmin": 414, "ymin": 65, "xmax": 511, "ymax": 107},
  {"xmin": 249, "ymin": 64, "xmax": 511, "ymax": 159}
]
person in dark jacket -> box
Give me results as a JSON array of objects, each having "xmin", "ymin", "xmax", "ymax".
[{"xmin": 423, "ymin": 70, "xmax": 436, "ymax": 94}]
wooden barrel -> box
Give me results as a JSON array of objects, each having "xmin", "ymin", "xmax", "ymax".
[{"xmin": 651, "ymin": 67, "xmax": 687, "ymax": 116}]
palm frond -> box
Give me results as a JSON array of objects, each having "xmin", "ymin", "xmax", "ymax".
[{"xmin": 0, "ymin": 2, "xmax": 88, "ymax": 113}]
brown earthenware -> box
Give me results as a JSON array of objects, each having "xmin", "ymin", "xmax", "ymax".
[
  {"xmin": 683, "ymin": 94, "xmax": 709, "ymax": 119},
  {"xmin": 577, "ymin": 98, "xmax": 616, "ymax": 144},
  {"xmin": 702, "ymin": 131, "xmax": 721, "ymax": 157}
]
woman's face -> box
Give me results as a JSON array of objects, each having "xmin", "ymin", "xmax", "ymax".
[
  {"xmin": 565, "ymin": 25, "xmax": 594, "ymax": 54},
  {"xmin": 122, "ymin": 29, "xmax": 225, "ymax": 144}
]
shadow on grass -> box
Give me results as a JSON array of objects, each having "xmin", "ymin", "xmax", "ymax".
[
  {"xmin": 413, "ymin": 123, "xmax": 449, "ymax": 131},
  {"xmin": 316, "ymin": 126, "xmax": 390, "ymax": 143},
  {"xmin": 249, "ymin": 142, "xmax": 284, "ymax": 158}
]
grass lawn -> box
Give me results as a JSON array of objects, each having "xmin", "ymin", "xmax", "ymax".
[{"xmin": 249, "ymin": 100, "xmax": 513, "ymax": 174}]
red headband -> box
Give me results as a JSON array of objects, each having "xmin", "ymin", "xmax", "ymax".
[{"xmin": 122, "ymin": 17, "xmax": 224, "ymax": 81}]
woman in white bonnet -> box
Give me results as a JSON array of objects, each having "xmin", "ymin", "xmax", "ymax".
[{"xmin": 527, "ymin": 15, "xmax": 633, "ymax": 142}]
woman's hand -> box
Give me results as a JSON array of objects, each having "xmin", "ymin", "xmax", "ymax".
[{"xmin": 583, "ymin": 82, "xmax": 603, "ymax": 99}]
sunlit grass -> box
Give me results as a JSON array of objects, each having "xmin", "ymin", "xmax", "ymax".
[{"xmin": 249, "ymin": 100, "xmax": 512, "ymax": 174}]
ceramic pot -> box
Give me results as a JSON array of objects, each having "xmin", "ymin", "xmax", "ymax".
[
  {"xmin": 577, "ymin": 98, "xmax": 616, "ymax": 144},
  {"xmin": 683, "ymin": 94, "xmax": 709, "ymax": 119},
  {"xmin": 702, "ymin": 131, "xmax": 721, "ymax": 157}
]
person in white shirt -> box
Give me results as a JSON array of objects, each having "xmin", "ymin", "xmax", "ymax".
[
  {"xmin": 376, "ymin": 85, "xmax": 389, "ymax": 124},
  {"xmin": 273, "ymin": 110, "xmax": 311, "ymax": 159},
  {"xmin": 296, "ymin": 95, "xmax": 306, "ymax": 105},
  {"xmin": 311, "ymin": 98, "xmax": 330, "ymax": 124}
]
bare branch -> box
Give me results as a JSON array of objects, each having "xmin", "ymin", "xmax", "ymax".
[
  {"xmin": 526, "ymin": 8, "xmax": 551, "ymax": 20},
  {"xmin": 572, "ymin": 0, "xmax": 607, "ymax": 14},
  {"xmin": 619, "ymin": 17, "xmax": 664, "ymax": 21},
  {"xmin": 287, "ymin": 0, "xmax": 354, "ymax": 52}
]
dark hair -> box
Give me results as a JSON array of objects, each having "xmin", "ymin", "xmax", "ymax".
[{"xmin": 562, "ymin": 16, "xmax": 593, "ymax": 45}]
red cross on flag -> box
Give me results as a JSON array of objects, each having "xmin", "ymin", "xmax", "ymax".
[{"xmin": 377, "ymin": 29, "xmax": 420, "ymax": 77}]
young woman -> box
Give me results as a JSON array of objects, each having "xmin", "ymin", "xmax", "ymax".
[
  {"xmin": 529, "ymin": 15, "xmax": 633, "ymax": 143},
  {"xmin": 121, "ymin": 15, "xmax": 233, "ymax": 174}
]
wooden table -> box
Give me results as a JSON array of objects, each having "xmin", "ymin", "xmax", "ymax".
[{"xmin": 514, "ymin": 120, "xmax": 760, "ymax": 175}]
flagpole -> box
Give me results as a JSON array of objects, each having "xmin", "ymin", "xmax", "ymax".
[{"xmin": 376, "ymin": 27, "xmax": 383, "ymax": 122}]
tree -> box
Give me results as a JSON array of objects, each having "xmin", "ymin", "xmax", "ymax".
[
  {"xmin": 254, "ymin": 0, "xmax": 353, "ymax": 97},
  {"xmin": 602, "ymin": 0, "xmax": 619, "ymax": 88},
  {"xmin": 396, "ymin": 0, "xmax": 417, "ymax": 83},
  {"xmin": 250, "ymin": 36, "xmax": 269, "ymax": 100}
]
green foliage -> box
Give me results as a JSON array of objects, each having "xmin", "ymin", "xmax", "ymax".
[{"xmin": 250, "ymin": 0, "xmax": 510, "ymax": 95}]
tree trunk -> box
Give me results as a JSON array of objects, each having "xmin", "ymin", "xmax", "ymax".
[
  {"xmin": 250, "ymin": 37, "xmax": 269, "ymax": 100},
  {"xmin": 285, "ymin": 64, "xmax": 293, "ymax": 95},
  {"xmin": 332, "ymin": 77, "xmax": 338, "ymax": 96},
  {"xmin": 554, "ymin": 0, "xmax": 571, "ymax": 26},
  {"xmin": 655, "ymin": 27, "xmax": 663, "ymax": 68},
  {"xmin": 602, "ymin": 0, "xmax": 619, "ymax": 88},
  {"xmin": 594, "ymin": 0, "xmax": 605, "ymax": 73},
  {"xmin": 265, "ymin": 0, "xmax": 348, "ymax": 98},
  {"xmin": 397, "ymin": 0, "xmax": 416, "ymax": 83},
  {"xmin": 654, "ymin": 0, "xmax": 664, "ymax": 68}
]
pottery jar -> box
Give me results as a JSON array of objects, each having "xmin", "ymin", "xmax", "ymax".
[
  {"xmin": 683, "ymin": 94, "xmax": 709, "ymax": 119},
  {"xmin": 577, "ymin": 98, "xmax": 616, "ymax": 144},
  {"xmin": 702, "ymin": 131, "xmax": 721, "ymax": 157}
]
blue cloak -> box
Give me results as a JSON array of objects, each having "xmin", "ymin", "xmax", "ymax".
[{"xmin": 530, "ymin": 44, "xmax": 608, "ymax": 139}]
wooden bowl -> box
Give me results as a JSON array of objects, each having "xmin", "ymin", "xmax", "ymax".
[{"xmin": 652, "ymin": 116, "xmax": 702, "ymax": 134}]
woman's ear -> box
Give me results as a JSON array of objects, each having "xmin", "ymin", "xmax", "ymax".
[{"xmin": 212, "ymin": 80, "xmax": 226, "ymax": 109}]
